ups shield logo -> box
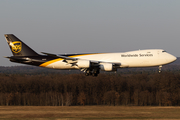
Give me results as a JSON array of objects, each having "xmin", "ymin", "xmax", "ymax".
[{"xmin": 11, "ymin": 41, "xmax": 22, "ymax": 53}]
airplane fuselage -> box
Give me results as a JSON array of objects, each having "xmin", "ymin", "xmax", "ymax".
[
  {"xmin": 40, "ymin": 49, "xmax": 176, "ymax": 70},
  {"xmin": 10, "ymin": 49, "xmax": 176, "ymax": 70}
]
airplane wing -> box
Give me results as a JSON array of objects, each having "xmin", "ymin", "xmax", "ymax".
[
  {"xmin": 41, "ymin": 52, "xmax": 78, "ymax": 60},
  {"xmin": 41, "ymin": 52, "xmax": 99, "ymax": 66},
  {"xmin": 41, "ymin": 52, "xmax": 121, "ymax": 66}
]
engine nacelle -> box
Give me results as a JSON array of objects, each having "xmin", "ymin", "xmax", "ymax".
[
  {"xmin": 100, "ymin": 63, "xmax": 113, "ymax": 71},
  {"xmin": 76, "ymin": 60, "xmax": 90, "ymax": 68}
]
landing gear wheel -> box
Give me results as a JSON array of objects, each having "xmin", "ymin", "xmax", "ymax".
[
  {"xmin": 85, "ymin": 70, "xmax": 92, "ymax": 76},
  {"xmin": 159, "ymin": 65, "xmax": 162, "ymax": 73},
  {"xmin": 92, "ymin": 73, "xmax": 98, "ymax": 77},
  {"xmin": 84, "ymin": 68, "xmax": 99, "ymax": 77},
  {"xmin": 85, "ymin": 73, "xmax": 89, "ymax": 76},
  {"xmin": 92, "ymin": 69, "xmax": 99, "ymax": 77}
]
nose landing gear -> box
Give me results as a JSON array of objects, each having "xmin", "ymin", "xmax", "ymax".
[{"xmin": 159, "ymin": 65, "xmax": 162, "ymax": 73}]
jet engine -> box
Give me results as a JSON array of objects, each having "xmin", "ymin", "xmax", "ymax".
[
  {"xmin": 76, "ymin": 60, "xmax": 90, "ymax": 68},
  {"xmin": 100, "ymin": 63, "xmax": 114, "ymax": 71}
]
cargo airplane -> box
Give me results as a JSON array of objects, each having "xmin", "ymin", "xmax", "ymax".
[{"xmin": 4, "ymin": 34, "xmax": 177, "ymax": 76}]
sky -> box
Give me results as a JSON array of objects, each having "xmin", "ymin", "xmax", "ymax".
[{"xmin": 1, "ymin": 0, "xmax": 180, "ymax": 66}]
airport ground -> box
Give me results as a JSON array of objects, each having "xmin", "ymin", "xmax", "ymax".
[{"xmin": 0, "ymin": 106, "xmax": 180, "ymax": 120}]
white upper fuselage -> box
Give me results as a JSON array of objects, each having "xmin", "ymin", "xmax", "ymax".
[{"xmin": 42, "ymin": 49, "xmax": 177, "ymax": 70}]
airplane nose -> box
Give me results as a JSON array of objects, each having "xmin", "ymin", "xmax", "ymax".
[
  {"xmin": 173, "ymin": 55, "xmax": 177, "ymax": 62},
  {"xmin": 168, "ymin": 54, "xmax": 177, "ymax": 63}
]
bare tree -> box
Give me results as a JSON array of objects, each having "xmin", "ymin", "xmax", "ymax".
[
  {"xmin": 65, "ymin": 92, "xmax": 73, "ymax": 106},
  {"xmin": 77, "ymin": 92, "xmax": 86, "ymax": 106}
]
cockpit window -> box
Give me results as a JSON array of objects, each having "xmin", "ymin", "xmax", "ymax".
[{"xmin": 162, "ymin": 51, "xmax": 166, "ymax": 52}]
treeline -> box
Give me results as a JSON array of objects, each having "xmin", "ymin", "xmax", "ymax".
[
  {"xmin": 0, "ymin": 66, "xmax": 81, "ymax": 75},
  {"xmin": 0, "ymin": 72, "xmax": 180, "ymax": 106},
  {"xmin": 1, "ymin": 64, "xmax": 180, "ymax": 75}
]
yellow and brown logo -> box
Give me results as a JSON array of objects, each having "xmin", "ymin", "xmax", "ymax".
[{"xmin": 10, "ymin": 41, "xmax": 22, "ymax": 53}]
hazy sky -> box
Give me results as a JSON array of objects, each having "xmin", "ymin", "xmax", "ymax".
[{"xmin": 1, "ymin": 0, "xmax": 180, "ymax": 66}]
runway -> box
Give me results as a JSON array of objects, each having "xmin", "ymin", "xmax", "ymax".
[{"xmin": 0, "ymin": 106, "xmax": 179, "ymax": 120}]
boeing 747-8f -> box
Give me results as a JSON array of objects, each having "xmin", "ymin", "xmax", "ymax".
[{"xmin": 4, "ymin": 34, "xmax": 177, "ymax": 76}]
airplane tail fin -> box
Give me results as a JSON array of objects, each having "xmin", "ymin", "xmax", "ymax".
[{"xmin": 4, "ymin": 34, "xmax": 39, "ymax": 56}]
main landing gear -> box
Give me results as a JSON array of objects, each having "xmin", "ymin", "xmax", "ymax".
[{"xmin": 85, "ymin": 69, "xmax": 100, "ymax": 77}]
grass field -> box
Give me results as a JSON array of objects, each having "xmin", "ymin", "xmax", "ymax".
[{"xmin": 0, "ymin": 106, "xmax": 180, "ymax": 120}]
